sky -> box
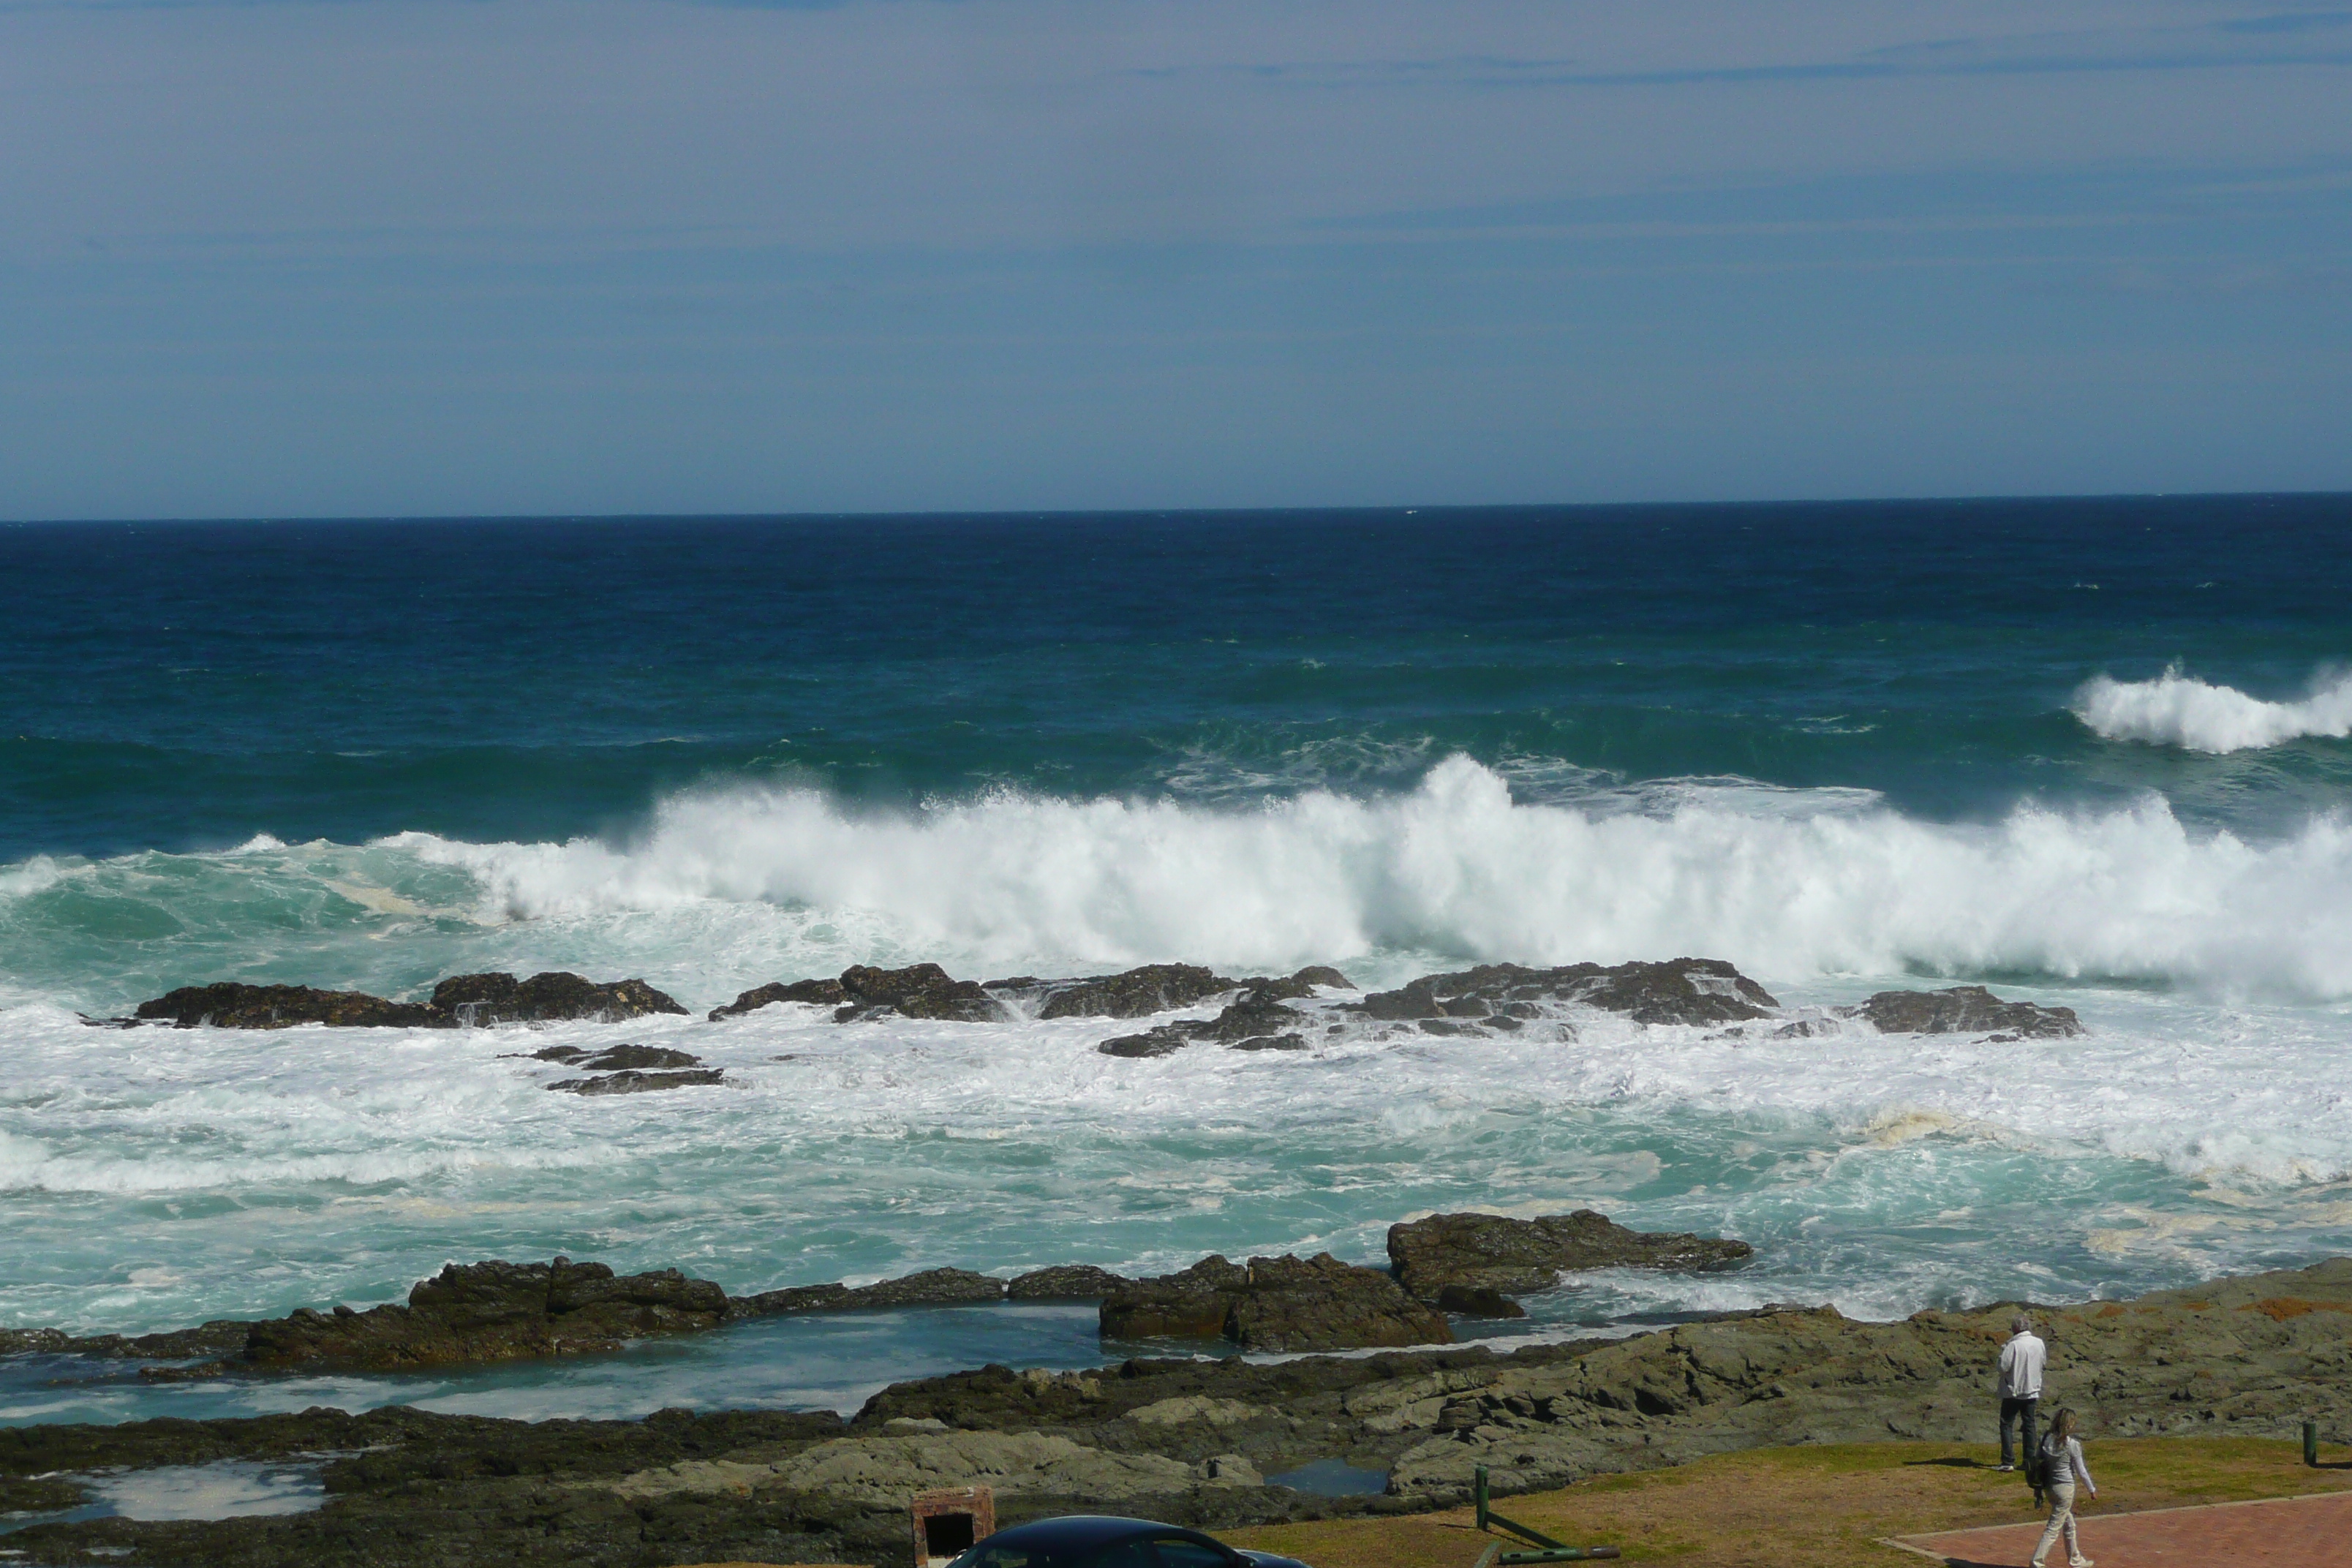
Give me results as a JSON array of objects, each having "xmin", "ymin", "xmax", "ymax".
[{"xmin": 2, "ymin": 0, "xmax": 2349, "ymax": 519}]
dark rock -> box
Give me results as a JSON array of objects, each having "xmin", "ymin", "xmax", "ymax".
[
  {"xmin": 729, "ymin": 1267, "xmax": 1006, "ymax": 1318},
  {"xmin": 431, "ymin": 971, "xmax": 688, "ymax": 1025},
  {"xmin": 1098, "ymin": 1025, "xmax": 1193, "ymax": 1058},
  {"xmin": 550, "ymin": 1068, "xmax": 724, "ymax": 1096},
  {"xmin": 1353, "ymin": 959, "xmax": 1778, "ymax": 1030},
  {"xmin": 131, "ymin": 983, "xmax": 437, "ymax": 1030},
  {"xmin": 835, "ymin": 962, "xmax": 1003, "ymax": 1022},
  {"xmin": 529, "ymin": 1045, "xmax": 591, "ymax": 1063},
  {"xmin": 707, "ymin": 977, "xmax": 848, "ymax": 1021},
  {"xmin": 1852, "ymin": 985, "xmax": 2084, "ymax": 1039},
  {"xmin": 1435, "ymin": 1285, "xmax": 1526, "ymax": 1319},
  {"xmin": 1229, "ymin": 1033, "xmax": 1307, "ymax": 1052},
  {"xmin": 578, "ymin": 1044, "xmax": 702, "ymax": 1071},
  {"xmin": 1102, "ymin": 1254, "xmax": 1453, "ymax": 1352},
  {"xmin": 0, "ymin": 1319, "xmax": 252, "ymax": 1361},
  {"xmin": 1232, "ymin": 966, "xmax": 1357, "ymax": 1001},
  {"xmin": 238, "ymin": 1259, "xmax": 730, "ymax": 1372},
  {"xmin": 1035, "ymin": 964, "xmax": 1238, "ymax": 1019},
  {"xmin": 1006, "ymin": 1265, "xmax": 1134, "ymax": 1300},
  {"xmin": 1192, "ymin": 984, "xmax": 1313, "ymax": 1041},
  {"xmin": 1390, "ymin": 1210, "xmax": 1754, "ymax": 1298}
]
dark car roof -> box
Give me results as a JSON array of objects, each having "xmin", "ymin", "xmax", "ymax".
[{"xmin": 962, "ymin": 1515, "xmax": 1234, "ymax": 1555}]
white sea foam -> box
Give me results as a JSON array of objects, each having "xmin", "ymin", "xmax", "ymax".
[
  {"xmin": 2073, "ymin": 665, "xmax": 2352, "ymax": 753},
  {"xmin": 388, "ymin": 756, "xmax": 2352, "ymax": 1000}
]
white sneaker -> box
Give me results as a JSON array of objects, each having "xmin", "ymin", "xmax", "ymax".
[
  {"xmin": 2069, "ymin": 1558, "xmax": 2095, "ymax": 1567},
  {"xmin": 1998, "ymin": 1463, "xmax": 2015, "ymax": 1471}
]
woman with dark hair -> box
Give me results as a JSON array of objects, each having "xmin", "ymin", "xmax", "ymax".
[{"xmin": 2029, "ymin": 1406, "xmax": 2099, "ymax": 1568}]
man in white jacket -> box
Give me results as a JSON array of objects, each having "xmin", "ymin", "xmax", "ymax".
[{"xmin": 1997, "ymin": 1313, "xmax": 2047, "ymax": 1472}]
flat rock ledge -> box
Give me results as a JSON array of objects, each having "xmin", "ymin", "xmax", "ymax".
[
  {"xmin": 1101, "ymin": 1254, "xmax": 1452, "ymax": 1352},
  {"xmin": 115, "ymin": 971, "xmax": 688, "ymax": 1030},
  {"xmin": 1389, "ymin": 1210, "xmax": 1754, "ymax": 1299}
]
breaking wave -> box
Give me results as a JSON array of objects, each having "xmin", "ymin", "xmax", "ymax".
[
  {"xmin": 388, "ymin": 755, "xmax": 2352, "ymax": 1000},
  {"xmin": 2073, "ymin": 666, "xmax": 2352, "ymax": 753}
]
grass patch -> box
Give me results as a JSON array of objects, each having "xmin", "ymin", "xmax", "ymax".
[{"xmin": 1224, "ymin": 1438, "xmax": 2352, "ymax": 1568}]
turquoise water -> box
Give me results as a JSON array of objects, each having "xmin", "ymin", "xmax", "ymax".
[{"xmin": 4, "ymin": 500, "xmax": 2351, "ymax": 1422}]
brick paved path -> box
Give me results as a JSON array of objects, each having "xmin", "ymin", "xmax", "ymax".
[{"xmin": 1888, "ymin": 1489, "xmax": 2352, "ymax": 1567}]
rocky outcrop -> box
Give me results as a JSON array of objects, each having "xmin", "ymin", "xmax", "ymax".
[
  {"xmin": 1852, "ymin": 985, "xmax": 2085, "ymax": 1039},
  {"xmin": 1007, "ymin": 1265, "xmax": 1134, "ymax": 1300},
  {"xmin": 129, "ymin": 973, "xmax": 687, "ymax": 1029},
  {"xmin": 233, "ymin": 1259, "xmax": 729, "ymax": 1372},
  {"xmin": 730, "ymin": 1267, "xmax": 1009, "ymax": 1318},
  {"xmin": 1389, "ymin": 1211, "xmax": 1753, "ymax": 1298},
  {"xmin": 1094, "ymin": 973, "xmax": 1339, "ymax": 1057},
  {"xmin": 1033, "ymin": 965, "xmax": 1239, "ymax": 1019},
  {"xmin": 706, "ymin": 977, "xmax": 848, "ymax": 1020},
  {"xmin": 1382, "ymin": 1259, "xmax": 2352, "ymax": 1499},
  {"xmin": 430, "ymin": 972, "xmax": 688, "ymax": 1025},
  {"xmin": 131, "ymin": 983, "xmax": 438, "ymax": 1029},
  {"xmin": 709, "ymin": 964, "xmax": 1005, "ymax": 1024},
  {"xmin": 1353, "ymin": 959, "xmax": 1778, "ymax": 1032},
  {"xmin": 1101, "ymin": 1254, "xmax": 1453, "ymax": 1352}
]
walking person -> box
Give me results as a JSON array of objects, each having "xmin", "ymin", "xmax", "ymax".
[
  {"xmin": 2028, "ymin": 1408, "xmax": 2097, "ymax": 1568},
  {"xmin": 1997, "ymin": 1312, "xmax": 2045, "ymax": 1472}
]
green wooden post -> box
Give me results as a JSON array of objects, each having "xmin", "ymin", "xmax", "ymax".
[
  {"xmin": 1476, "ymin": 1465, "xmax": 1491, "ymax": 1531},
  {"xmin": 2306, "ymin": 1420, "xmax": 2320, "ymax": 1468}
]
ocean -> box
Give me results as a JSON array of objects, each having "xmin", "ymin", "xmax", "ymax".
[{"xmin": 4, "ymin": 497, "xmax": 2351, "ymax": 1426}]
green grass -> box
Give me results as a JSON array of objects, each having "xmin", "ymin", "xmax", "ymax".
[{"xmin": 1222, "ymin": 1437, "xmax": 2352, "ymax": 1568}]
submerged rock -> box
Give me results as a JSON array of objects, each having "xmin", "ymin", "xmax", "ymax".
[
  {"xmin": 1101, "ymin": 1254, "xmax": 1452, "ymax": 1352},
  {"xmin": 236, "ymin": 1259, "xmax": 731, "ymax": 1373},
  {"xmin": 1852, "ymin": 985, "xmax": 2084, "ymax": 1039},
  {"xmin": 549, "ymin": 1068, "xmax": 724, "ymax": 1096},
  {"xmin": 1353, "ymin": 959, "xmax": 1778, "ymax": 1030},
  {"xmin": 1388, "ymin": 1210, "xmax": 1754, "ymax": 1299}
]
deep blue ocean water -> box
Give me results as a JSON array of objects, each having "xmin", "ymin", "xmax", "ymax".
[{"xmin": 4, "ymin": 497, "xmax": 2351, "ymax": 1425}]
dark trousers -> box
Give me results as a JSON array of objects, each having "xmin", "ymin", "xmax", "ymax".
[{"xmin": 1999, "ymin": 1395, "xmax": 2040, "ymax": 1468}]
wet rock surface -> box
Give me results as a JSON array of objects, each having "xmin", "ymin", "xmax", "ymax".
[
  {"xmin": 711, "ymin": 964, "xmax": 1005, "ymax": 1023},
  {"xmin": 4, "ymin": 1262, "xmax": 2347, "ymax": 1565},
  {"xmin": 126, "ymin": 973, "xmax": 688, "ymax": 1029},
  {"xmin": 1101, "ymin": 1254, "xmax": 1454, "ymax": 1352},
  {"xmin": 1352, "ymin": 959, "xmax": 1779, "ymax": 1030},
  {"xmin": 1852, "ymin": 984, "xmax": 2086, "ymax": 1038},
  {"xmin": 1093, "ymin": 971, "xmax": 1344, "ymax": 1056},
  {"xmin": 429, "ymin": 971, "xmax": 690, "ymax": 1025},
  {"xmin": 1390, "ymin": 1210, "xmax": 1754, "ymax": 1298},
  {"xmin": 549, "ymin": 1067, "xmax": 725, "ymax": 1095},
  {"xmin": 129, "ymin": 983, "xmax": 438, "ymax": 1030},
  {"xmin": 1031, "ymin": 964, "xmax": 1240, "ymax": 1019}
]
